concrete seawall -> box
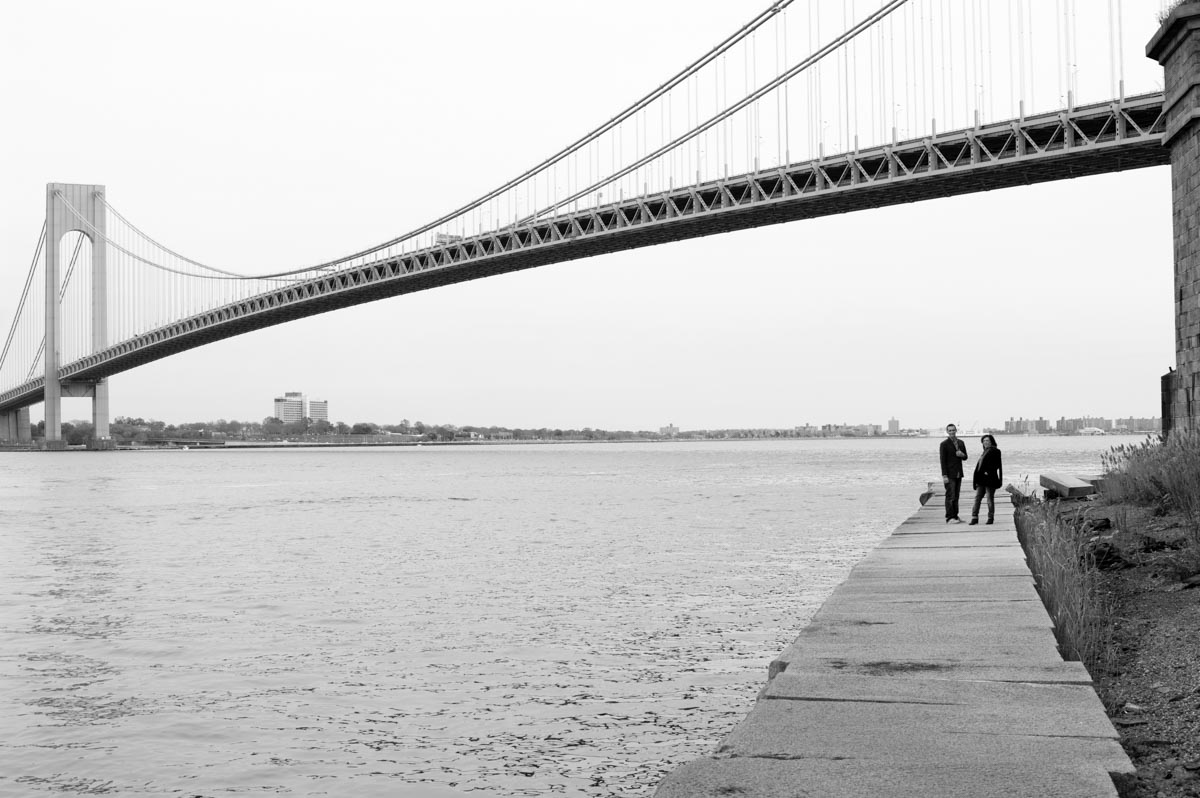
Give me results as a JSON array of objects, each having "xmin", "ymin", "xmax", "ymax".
[{"xmin": 655, "ymin": 487, "xmax": 1132, "ymax": 797}]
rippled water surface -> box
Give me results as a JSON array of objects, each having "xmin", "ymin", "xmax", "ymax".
[{"xmin": 0, "ymin": 436, "xmax": 1124, "ymax": 796}]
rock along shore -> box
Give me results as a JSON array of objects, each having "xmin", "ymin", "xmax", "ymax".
[{"xmin": 654, "ymin": 486, "xmax": 1132, "ymax": 798}]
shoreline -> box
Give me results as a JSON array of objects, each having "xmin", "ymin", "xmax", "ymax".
[{"xmin": 0, "ymin": 430, "xmax": 1164, "ymax": 453}]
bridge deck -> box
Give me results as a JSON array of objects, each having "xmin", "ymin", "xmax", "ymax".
[{"xmin": 655, "ymin": 488, "xmax": 1130, "ymax": 798}]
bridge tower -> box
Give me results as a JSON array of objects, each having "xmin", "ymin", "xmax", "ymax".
[
  {"xmin": 1150, "ymin": 4, "xmax": 1200, "ymax": 434},
  {"xmin": 44, "ymin": 183, "xmax": 110, "ymax": 448}
]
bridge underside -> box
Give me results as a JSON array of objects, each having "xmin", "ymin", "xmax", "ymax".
[{"xmin": 0, "ymin": 95, "xmax": 1168, "ymax": 414}]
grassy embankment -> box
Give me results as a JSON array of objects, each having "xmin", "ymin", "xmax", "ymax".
[{"xmin": 1014, "ymin": 431, "xmax": 1200, "ymax": 673}]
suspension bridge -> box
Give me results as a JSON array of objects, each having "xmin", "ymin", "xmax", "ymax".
[{"xmin": 2, "ymin": 0, "xmax": 1197, "ymax": 447}]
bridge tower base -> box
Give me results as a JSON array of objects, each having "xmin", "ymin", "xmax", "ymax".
[
  {"xmin": 44, "ymin": 184, "xmax": 110, "ymax": 446},
  {"xmin": 17, "ymin": 407, "xmax": 31, "ymax": 442},
  {"xmin": 1, "ymin": 406, "xmax": 33, "ymax": 443},
  {"xmin": 1150, "ymin": 6, "xmax": 1200, "ymax": 434}
]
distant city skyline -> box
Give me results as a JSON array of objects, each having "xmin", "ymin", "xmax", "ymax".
[{"xmin": 54, "ymin": 408, "xmax": 1162, "ymax": 437}]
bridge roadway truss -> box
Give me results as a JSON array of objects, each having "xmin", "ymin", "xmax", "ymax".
[{"xmin": 0, "ymin": 93, "xmax": 1168, "ymax": 414}]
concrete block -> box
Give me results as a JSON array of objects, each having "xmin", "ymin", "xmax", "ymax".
[
  {"xmin": 807, "ymin": 599, "xmax": 1054, "ymax": 628},
  {"xmin": 772, "ymin": 624, "xmax": 1065, "ymax": 671},
  {"xmin": 1039, "ymin": 472, "xmax": 1096, "ymax": 498},
  {"xmin": 716, "ymin": 699, "xmax": 1131, "ymax": 773},
  {"xmin": 761, "ymin": 671, "xmax": 1119, "ymax": 739},
  {"xmin": 656, "ymin": 756, "xmax": 1127, "ymax": 798},
  {"xmin": 816, "ymin": 575, "xmax": 1041, "ymax": 603}
]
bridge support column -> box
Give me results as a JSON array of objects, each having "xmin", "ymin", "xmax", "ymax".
[
  {"xmin": 44, "ymin": 183, "xmax": 107, "ymax": 444},
  {"xmin": 93, "ymin": 378, "xmax": 110, "ymax": 441},
  {"xmin": 17, "ymin": 407, "xmax": 31, "ymax": 442},
  {"xmin": 1149, "ymin": 7, "xmax": 1200, "ymax": 434},
  {"xmin": 0, "ymin": 411, "xmax": 13, "ymax": 442}
]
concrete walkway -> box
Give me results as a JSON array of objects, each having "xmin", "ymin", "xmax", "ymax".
[{"xmin": 655, "ymin": 487, "xmax": 1132, "ymax": 797}]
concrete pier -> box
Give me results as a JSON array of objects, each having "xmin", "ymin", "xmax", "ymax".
[{"xmin": 655, "ymin": 488, "xmax": 1132, "ymax": 798}]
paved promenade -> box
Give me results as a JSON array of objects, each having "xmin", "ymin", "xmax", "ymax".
[{"xmin": 655, "ymin": 487, "xmax": 1132, "ymax": 797}]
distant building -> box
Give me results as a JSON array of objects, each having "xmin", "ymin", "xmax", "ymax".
[
  {"xmin": 660, "ymin": 423, "xmax": 679, "ymax": 437},
  {"xmin": 274, "ymin": 392, "xmax": 306, "ymax": 423},
  {"xmin": 821, "ymin": 423, "xmax": 882, "ymax": 437},
  {"xmin": 309, "ymin": 400, "xmax": 329, "ymax": 422},
  {"xmin": 1005, "ymin": 416, "xmax": 1050, "ymax": 434},
  {"xmin": 1112, "ymin": 417, "xmax": 1161, "ymax": 433},
  {"xmin": 888, "ymin": 417, "xmax": 900, "ymax": 435},
  {"xmin": 1056, "ymin": 416, "xmax": 1114, "ymax": 434}
]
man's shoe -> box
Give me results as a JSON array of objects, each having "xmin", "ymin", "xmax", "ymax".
[
  {"xmin": 986, "ymin": 518, "xmax": 994, "ymax": 525},
  {"xmin": 948, "ymin": 517, "xmax": 963, "ymax": 524},
  {"xmin": 968, "ymin": 518, "xmax": 978, "ymax": 525}
]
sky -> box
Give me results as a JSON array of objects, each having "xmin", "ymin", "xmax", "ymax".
[{"xmin": 0, "ymin": 0, "xmax": 1178, "ymax": 432}]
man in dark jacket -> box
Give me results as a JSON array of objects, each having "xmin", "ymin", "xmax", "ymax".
[{"xmin": 939, "ymin": 423, "xmax": 968, "ymax": 523}]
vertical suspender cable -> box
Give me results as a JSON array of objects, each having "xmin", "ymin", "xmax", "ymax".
[
  {"xmin": 777, "ymin": 5, "xmax": 787, "ymax": 162},
  {"xmin": 1056, "ymin": 0, "xmax": 1064, "ymax": 106},
  {"xmin": 1028, "ymin": 0, "xmax": 1036, "ymax": 111},
  {"xmin": 841, "ymin": 3, "xmax": 848, "ymax": 150},
  {"xmin": 1117, "ymin": 0, "xmax": 1125, "ymax": 99},
  {"xmin": 1108, "ymin": 0, "xmax": 1117, "ymax": 101},
  {"xmin": 972, "ymin": 0, "xmax": 980, "ymax": 122},
  {"xmin": 852, "ymin": 0, "xmax": 858, "ymax": 146},
  {"xmin": 1069, "ymin": 0, "xmax": 1077, "ymax": 105},
  {"xmin": 868, "ymin": 17, "xmax": 876, "ymax": 144},
  {"xmin": 723, "ymin": 51, "xmax": 729, "ymax": 174},
  {"xmin": 961, "ymin": 0, "xmax": 970, "ymax": 124},
  {"xmin": 743, "ymin": 31, "xmax": 750, "ymax": 170},
  {"xmin": 775, "ymin": 9, "xmax": 782, "ymax": 164},
  {"xmin": 906, "ymin": 2, "xmax": 913, "ymax": 136},
  {"xmin": 1018, "ymin": 0, "xmax": 1026, "ymax": 115},
  {"xmin": 878, "ymin": 10, "xmax": 885, "ymax": 143},
  {"xmin": 890, "ymin": 9, "xmax": 896, "ymax": 136},
  {"xmin": 986, "ymin": 0, "xmax": 993, "ymax": 120},
  {"xmin": 808, "ymin": 2, "xmax": 815, "ymax": 156},
  {"xmin": 1007, "ymin": 0, "xmax": 1015, "ymax": 118},
  {"xmin": 816, "ymin": 3, "xmax": 823, "ymax": 153},
  {"xmin": 753, "ymin": 27, "xmax": 760, "ymax": 167},
  {"xmin": 917, "ymin": 0, "xmax": 925, "ymax": 133},
  {"xmin": 910, "ymin": 2, "xmax": 916, "ymax": 135},
  {"xmin": 944, "ymin": 0, "xmax": 952, "ymax": 127}
]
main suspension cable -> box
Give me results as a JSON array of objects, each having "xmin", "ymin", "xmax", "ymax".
[
  {"xmin": 521, "ymin": 0, "xmax": 911, "ymax": 224},
  {"xmin": 58, "ymin": 193, "xmax": 298, "ymax": 282},
  {"xmin": 0, "ymin": 221, "xmax": 46, "ymax": 374}
]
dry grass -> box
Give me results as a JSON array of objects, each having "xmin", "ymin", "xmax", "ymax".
[
  {"xmin": 1016, "ymin": 431, "xmax": 1200, "ymax": 675},
  {"xmin": 1015, "ymin": 501, "xmax": 1115, "ymax": 672},
  {"xmin": 1102, "ymin": 430, "xmax": 1200, "ymax": 556}
]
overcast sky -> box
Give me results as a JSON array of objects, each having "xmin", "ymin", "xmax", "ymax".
[{"xmin": 0, "ymin": 1, "xmax": 1177, "ymax": 432}]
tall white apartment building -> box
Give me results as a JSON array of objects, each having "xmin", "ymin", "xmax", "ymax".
[
  {"xmin": 273, "ymin": 392, "xmax": 306, "ymax": 423},
  {"xmin": 309, "ymin": 400, "xmax": 329, "ymax": 422}
]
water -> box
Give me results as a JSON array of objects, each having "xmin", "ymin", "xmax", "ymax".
[{"xmin": 0, "ymin": 435, "xmax": 1127, "ymax": 796}]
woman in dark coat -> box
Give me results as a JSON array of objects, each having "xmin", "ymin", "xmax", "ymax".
[{"xmin": 970, "ymin": 434, "xmax": 1003, "ymax": 525}]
